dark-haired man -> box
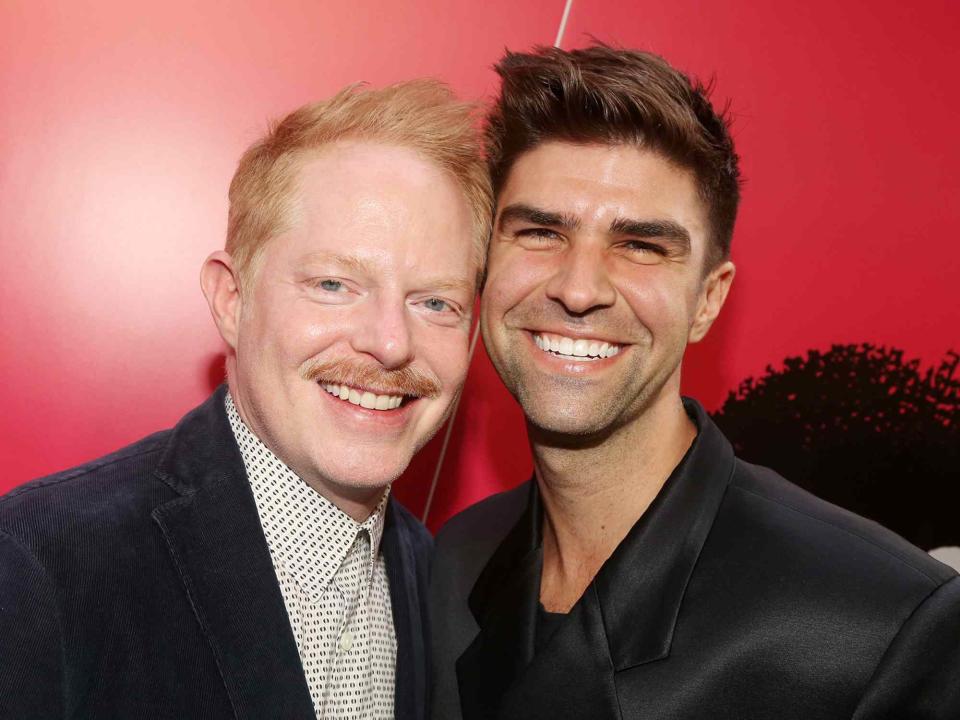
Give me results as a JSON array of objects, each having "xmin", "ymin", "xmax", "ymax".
[{"xmin": 430, "ymin": 46, "xmax": 960, "ymax": 719}]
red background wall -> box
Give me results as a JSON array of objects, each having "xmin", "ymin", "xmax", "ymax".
[{"xmin": 2, "ymin": 0, "xmax": 957, "ymax": 531}]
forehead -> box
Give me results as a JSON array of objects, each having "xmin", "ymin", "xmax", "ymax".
[
  {"xmin": 296, "ymin": 141, "xmax": 465, "ymax": 229},
  {"xmin": 499, "ymin": 141, "xmax": 708, "ymax": 240},
  {"xmin": 261, "ymin": 140, "xmax": 476, "ymax": 277}
]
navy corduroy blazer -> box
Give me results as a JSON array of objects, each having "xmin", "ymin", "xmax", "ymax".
[{"xmin": 0, "ymin": 386, "xmax": 432, "ymax": 720}]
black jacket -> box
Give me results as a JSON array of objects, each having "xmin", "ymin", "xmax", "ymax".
[
  {"xmin": 0, "ymin": 386, "xmax": 432, "ymax": 720},
  {"xmin": 430, "ymin": 399, "xmax": 960, "ymax": 719}
]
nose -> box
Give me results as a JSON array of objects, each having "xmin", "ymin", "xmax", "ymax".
[
  {"xmin": 544, "ymin": 242, "xmax": 617, "ymax": 314},
  {"xmin": 349, "ymin": 292, "xmax": 415, "ymax": 370}
]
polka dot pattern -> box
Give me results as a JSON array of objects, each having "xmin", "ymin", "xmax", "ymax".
[{"xmin": 226, "ymin": 394, "xmax": 397, "ymax": 719}]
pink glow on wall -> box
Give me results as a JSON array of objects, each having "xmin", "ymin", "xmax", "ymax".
[{"xmin": 1, "ymin": 1, "xmax": 957, "ymax": 532}]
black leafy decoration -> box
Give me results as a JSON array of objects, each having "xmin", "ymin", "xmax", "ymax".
[{"xmin": 712, "ymin": 344, "xmax": 959, "ymax": 550}]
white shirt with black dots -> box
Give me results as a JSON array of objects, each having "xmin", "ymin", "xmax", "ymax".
[{"xmin": 226, "ymin": 394, "xmax": 396, "ymax": 719}]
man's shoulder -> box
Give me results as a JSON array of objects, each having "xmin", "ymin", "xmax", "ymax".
[
  {"xmin": 722, "ymin": 458, "xmax": 956, "ymax": 589},
  {"xmin": 432, "ymin": 482, "xmax": 530, "ymax": 591},
  {"xmin": 429, "ymin": 482, "xmax": 532, "ymax": 709},
  {"xmin": 0, "ymin": 429, "xmax": 174, "ymax": 556},
  {"xmin": 434, "ymin": 481, "xmax": 529, "ymax": 551}
]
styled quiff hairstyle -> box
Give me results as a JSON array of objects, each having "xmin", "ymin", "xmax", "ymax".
[
  {"xmin": 486, "ymin": 45, "xmax": 741, "ymax": 267},
  {"xmin": 226, "ymin": 80, "xmax": 493, "ymax": 287}
]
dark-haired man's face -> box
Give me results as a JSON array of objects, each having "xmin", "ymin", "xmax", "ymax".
[{"xmin": 480, "ymin": 141, "xmax": 734, "ymax": 438}]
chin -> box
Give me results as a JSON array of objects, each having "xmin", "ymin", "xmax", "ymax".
[
  {"xmin": 321, "ymin": 453, "xmax": 410, "ymax": 492},
  {"xmin": 523, "ymin": 404, "xmax": 615, "ymax": 439}
]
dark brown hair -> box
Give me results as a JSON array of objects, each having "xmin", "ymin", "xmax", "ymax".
[{"xmin": 486, "ymin": 45, "xmax": 741, "ymax": 266}]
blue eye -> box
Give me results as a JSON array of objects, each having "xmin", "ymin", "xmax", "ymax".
[
  {"xmin": 424, "ymin": 297, "xmax": 450, "ymax": 312},
  {"xmin": 318, "ymin": 279, "xmax": 344, "ymax": 292}
]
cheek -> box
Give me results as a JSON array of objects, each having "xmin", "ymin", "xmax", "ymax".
[
  {"xmin": 620, "ymin": 279, "xmax": 691, "ymax": 336},
  {"xmin": 418, "ymin": 327, "xmax": 471, "ymax": 387},
  {"xmin": 244, "ymin": 303, "xmax": 348, "ymax": 367},
  {"xmin": 485, "ymin": 257, "xmax": 549, "ymax": 317},
  {"xmin": 302, "ymin": 311, "xmax": 353, "ymax": 343}
]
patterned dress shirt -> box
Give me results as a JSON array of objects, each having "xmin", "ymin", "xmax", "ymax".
[{"xmin": 226, "ymin": 394, "xmax": 396, "ymax": 719}]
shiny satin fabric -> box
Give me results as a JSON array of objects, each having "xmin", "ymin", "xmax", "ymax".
[{"xmin": 431, "ymin": 400, "xmax": 960, "ymax": 719}]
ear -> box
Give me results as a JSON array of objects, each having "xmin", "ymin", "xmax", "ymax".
[
  {"xmin": 689, "ymin": 259, "xmax": 735, "ymax": 343},
  {"xmin": 200, "ymin": 251, "xmax": 243, "ymax": 351}
]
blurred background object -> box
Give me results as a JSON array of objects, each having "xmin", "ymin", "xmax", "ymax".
[{"xmin": 1, "ymin": 1, "xmax": 957, "ymax": 560}]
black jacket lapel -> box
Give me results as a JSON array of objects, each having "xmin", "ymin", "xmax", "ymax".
[
  {"xmin": 456, "ymin": 482, "xmax": 542, "ymax": 720},
  {"xmin": 151, "ymin": 387, "xmax": 315, "ymax": 720},
  {"xmin": 596, "ymin": 399, "xmax": 734, "ymax": 671},
  {"xmin": 455, "ymin": 399, "xmax": 736, "ymax": 720},
  {"xmin": 383, "ymin": 497, "xmax": 429, "ymax": 720}
]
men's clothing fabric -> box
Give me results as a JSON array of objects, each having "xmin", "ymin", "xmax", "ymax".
[
  {"xmin": 430, "ymin": 398, "xmax": 960, "ymax": 719},
  {"xmin": 226, "ymin": 395, "xmax": 396, "ymax": 719},
  {"xmin": 0, "ymin": 386, "xmax": 432, "ymax": 720}
]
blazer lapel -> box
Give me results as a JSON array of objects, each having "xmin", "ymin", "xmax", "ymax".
[
  {"xmin": 382, "ymin": 497, "xmax": 428, "ymax": 720},
  {"xmin": 151, "ymin": 387, "xmax": 315, "ymax": 720},
  {"xmin": 596, "ymin": 399, "xmax": 735, "ymax": 672},
  {"xmin": 456, "ymin": 482, "xmax": 542, "ymax": 720},
  {"xmin": 455, "ymin": 399, "xmax": 736, "ymax": 720}
]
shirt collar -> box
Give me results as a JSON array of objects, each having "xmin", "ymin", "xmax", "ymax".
[{"xmin": 225, "ymin": 392, "xmax": 389, "ymax": 601}]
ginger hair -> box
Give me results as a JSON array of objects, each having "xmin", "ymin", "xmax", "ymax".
[{"xmin": 226, "ymin": 80, "xmax": 493, "ymax": 286}]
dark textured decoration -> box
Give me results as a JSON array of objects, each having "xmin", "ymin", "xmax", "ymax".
[{"xmin": 712, "ymin": 344, "xmax": 959, "ymax": 550}]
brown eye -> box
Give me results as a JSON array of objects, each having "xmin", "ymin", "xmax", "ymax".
[
  {"xmin": 624, "ymin": 241, "xmax": 666, "ymax": 256},
  {"xmin": 519, "ymin": 228, "xmax": 560, "ymax": 240}
]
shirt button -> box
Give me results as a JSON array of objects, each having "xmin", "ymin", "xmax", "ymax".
[{"xmin": 339, "ymin": 630, "xmax": 354, "ymax": 652}]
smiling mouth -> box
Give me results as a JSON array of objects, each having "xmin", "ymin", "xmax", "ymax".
[
  {"xmin": 320, "ymin": 382, "xmax": 408, "ymax": 411},
  {"xmin": 532, "ymin": 332, "xmax": 622, "ymax": 362}
]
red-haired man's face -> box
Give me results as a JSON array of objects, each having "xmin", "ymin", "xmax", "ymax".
[{"xmin": 208, "ymin": 141, "xmax": 477, "ymax": 515}]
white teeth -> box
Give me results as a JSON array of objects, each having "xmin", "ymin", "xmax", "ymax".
[
  {"xmin": 321, "ymin": 383, "xmax": 405, "ymax": 411},
  {"xmin": 532, "ymin": 333, "xmax": 622, "ymax": 360}
]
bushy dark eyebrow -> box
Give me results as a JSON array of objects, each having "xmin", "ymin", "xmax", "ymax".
[
  {"xmin": 609, "ymin": 217, "xmax": 691, "ymax": 253},
  {"xmin": 498, "ymin": 203, "xmax": 581, "ymax": 232},
  {"xmin": 499, "ymin": 203, "xmax": 692, "ymax": 255}
]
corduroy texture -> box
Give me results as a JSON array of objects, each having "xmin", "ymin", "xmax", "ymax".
[{"xmin": 0, "ymin": 387, "xmax": 433, "ymax": 720}]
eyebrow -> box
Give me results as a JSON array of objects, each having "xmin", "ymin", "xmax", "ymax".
[
  {"xmin": 417, "ymin": 278, "xmax": 476, "ymax": 295},
  {"xmin": 609, "ymin": 217, "xmax": 691, "ymax": 252},
  {"xmin": 499, "ymin": 203, "xmax": 691, "ymax": 253},
  {"xmin": 299, "ymin": 252, "xmax": 377, "ymax": 275},
  {"xmin": 498, "ymin": 203, "xmax": 581, "ymax": 232}
]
